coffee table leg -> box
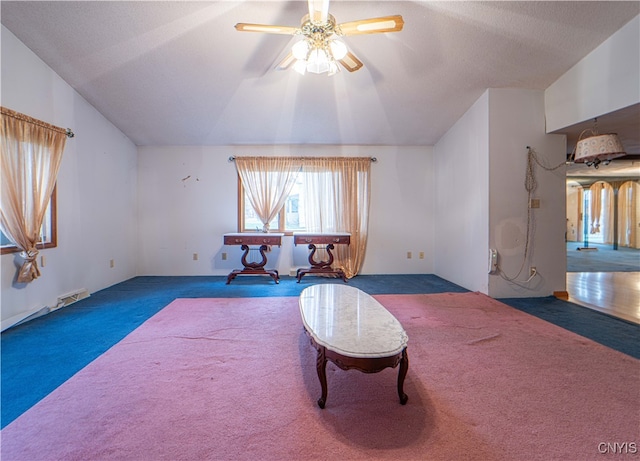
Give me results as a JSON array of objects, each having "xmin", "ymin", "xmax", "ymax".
[
  {"xmin": 397, "ymin": 348, "xmax": 409, "ymax": 405},
  {"xmin": 316, "ymin": 346, "xmax": 328, "ymax": 409}
]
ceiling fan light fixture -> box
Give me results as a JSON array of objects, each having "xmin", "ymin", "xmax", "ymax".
[
  {"xmin": 329, "ymin": 39, "xmax": 347, "ymax": 60},
  {"xmin": 293, "ymin": 59, "xmax": 307, "ymax": 75},
  {"xmin": 292, "ymin": 40, "xmax": 310, "ymax": 60},
  {"xmin": 306, "ymin": 48, "xmax": 331, "ymax": 74},
  {"xmin": 328, "ymin": 61, "xmax": 340, "ymax": 76},
  {"xmin": 236, "ymin": 1, "xmax": 404, "ymax": 75}
]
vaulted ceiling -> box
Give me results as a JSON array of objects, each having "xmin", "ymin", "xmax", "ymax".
[{"xmin": 2, "ymin": 0, "xmax": 638, "ymax": 165}]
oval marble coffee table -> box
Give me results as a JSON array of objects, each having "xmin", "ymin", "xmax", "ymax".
[{"xmin": 299, "ymin": 284, "xmax": 409, "ymax": 408}]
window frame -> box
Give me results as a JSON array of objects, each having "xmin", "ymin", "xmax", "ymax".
[{"xmin": 0, "ymin": 185, "xmax": 57, "ymax": 254}]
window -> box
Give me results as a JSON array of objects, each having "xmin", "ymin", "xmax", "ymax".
[
  {"xmin": 238, "ymin": 174, "xmax": 307, "ymax": 233},
  {"xmin": 1, "ymin": 186, "xmax": 57, "ymax": 254},
  {"xmin": 234, "ymin": 156, "xmax": 371, "ymax": 278}
]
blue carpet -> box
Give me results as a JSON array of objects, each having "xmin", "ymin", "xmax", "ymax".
[
  {"xmin": 2, "ymin": 274, "xmax": 638, "ymax": 429},
  {"xmin": 500, "ymin": 296, "xmax": 639, "ymax": 360}
]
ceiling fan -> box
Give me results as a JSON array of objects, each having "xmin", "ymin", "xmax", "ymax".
[{"xmin": 235, "ymin": 0, "xmax": 404, "ymax": 75}]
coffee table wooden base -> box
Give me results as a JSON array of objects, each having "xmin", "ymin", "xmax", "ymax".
[{"xmin": 305, "ymin": 329, "xmax": 409, "ymax": 408}]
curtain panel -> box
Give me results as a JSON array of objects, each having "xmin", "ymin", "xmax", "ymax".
[
  {"xmin": 235, "ymin": 156, "xmax": 303, "ymax": 232},
  {"xmin": 0, "ymin": 107, "xmax": 69, "ymax": 282},
  {"xmin": 619, "ymin": 181, "xmax": 639, "ymax": 248},
  {"xmin": 589, "ymin": 182, "xmax": 603, "ymax": 234},
  {"xmin": 300, "ymin": 157, "xmax": 371, "ymax": 278},
  {"xmin": 601, "ymin": 183, "xmax": 614, "ymax": 244}
]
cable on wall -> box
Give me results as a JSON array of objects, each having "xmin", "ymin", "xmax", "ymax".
[{"xmin": 497, "ymin": 146, "xmax": 566, "ymax": 286}]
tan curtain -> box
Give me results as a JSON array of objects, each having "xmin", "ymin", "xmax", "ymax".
[
  {"xmin": 235, "ymin": 156, "xmax": 302, "ymax": 232},
  {"xmin": 0, "ymin": 107, "xmax": 68, "ymax": 282},
  {"xmin": 577, "ymin": 187, "xmax": 584, "ymax": 243},
  {"xmin": 589, "ymin": 182, "xmax": 603, "ymax": 234},
  {"xmin": 601, "ymin": 183, "xmax": 615, "ymax": 244},
  {"xmin": 618, "ymin": 181, "xmax": 639, "ymax": 248},
  {"xmin": 302, "ymin": 157, "xmax": 371, "ymax": 278},
  {"xmin": 633, "ymin": 182, "xmax": 640, "ymax": 249}
]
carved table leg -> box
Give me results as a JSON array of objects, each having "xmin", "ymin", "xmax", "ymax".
[
  {"xmin": 297, "ymin": 243, "xmax": 348, "ymax": 283},
  {"xmin": 226, "ymin": 244, "xmax": 279, "ymax": 284},
  {"xmin": 397, "ymin": 348, "xmax": 409, "ymax": 405},
  {"xmin": 316, "ymin": 346, "xmax": 328, "ymax": 409}
]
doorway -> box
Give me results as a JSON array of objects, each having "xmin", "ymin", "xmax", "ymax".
[{"xmin": 565, "ymin": 179, "xmax": 639, "ymax": 324}]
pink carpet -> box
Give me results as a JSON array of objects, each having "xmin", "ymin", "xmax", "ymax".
[{"xmin": 1, "ymin": 292, "xmax": 638, "ymax": 460}]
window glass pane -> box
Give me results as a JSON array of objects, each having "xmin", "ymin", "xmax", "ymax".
[
  {"xmin": 239, "ymin": 172, "xmax": 322, "ymax": 233},
  {"xmin": 0, "ymin": 230, "xmax": 13, "ymax": 246}
]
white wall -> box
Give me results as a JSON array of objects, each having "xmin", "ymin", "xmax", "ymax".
[
  {"xmin": 487, "ymin": 89, "xmax": 566, "ymax": 298},
  {"xmin": 545, "ymin": 15, "xmax": 640, "ymax": 131},
  {"xmin": 137, "ymin": 145, "xmax": 435, "ymax": 276},
  {"xmin": 434, "ymin": 89, "xmax": 566, "ymax": 298},
  {"xmin": 433, "ymin": 91, "xmax": 490, "ymax": 293},
  {"xmin": 1, "ymin": 26, "xmax": 138, "ymax": 329}
]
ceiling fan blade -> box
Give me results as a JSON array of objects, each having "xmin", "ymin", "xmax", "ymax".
[
  {"xmin": 235, "ymin": 23, "xmax": 299, "ymax": 35},
  {"xmin": 337, "ymin": 15, "xmax": 404, "ymax": 36},
  {"xmin": 308, "ymin": 0, "xmax": 330, "ymax": 23},
  {"xmin": 338, "ymin": 51, "xmax": 364, "ymax": 72},
  {"xmin": 276, "ymin": 52, "xmax": 296, "ymax": 70}
]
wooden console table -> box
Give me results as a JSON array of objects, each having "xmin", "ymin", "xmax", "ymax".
[
  {"xmin": 223, "ymin": 233, "xmax": 284, "ymax": 284},
  {"xmin": 294, "ymin": 232, "xmax": 350, "ymax": 283}
]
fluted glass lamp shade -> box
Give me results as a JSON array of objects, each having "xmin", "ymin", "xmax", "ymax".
[
  {"xmin": 290, "ymin": 37, "xmax": 347, "ymax": 75},
  {"xmin": 574, "ymin": 133, "xmax": 626, "ymax": 167}
]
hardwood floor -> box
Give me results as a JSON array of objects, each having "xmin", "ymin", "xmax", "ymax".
[{"xmin": 567, "ymin": 272, "xmax": 640, "ymax": 324}]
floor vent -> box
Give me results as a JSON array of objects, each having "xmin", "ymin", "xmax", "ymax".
[{"xmin": 55, "ymin": 289, "xmax": 90, "ymax": 309}]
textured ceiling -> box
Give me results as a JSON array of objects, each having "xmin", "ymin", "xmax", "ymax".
[{"xmin": 1, "ymin": 1, "xmax": 639, "ymax": 157}]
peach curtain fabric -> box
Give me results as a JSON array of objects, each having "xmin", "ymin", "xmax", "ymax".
[
  {"xmin": 600, "ymin": 183, "xmax": 615, "ymax": 244},
  {"xmin": 301, "ymin": 157, "xmax": 371, "ymax": 278},
  {"xmin": 235, "ymin": 156, "xmax": 302, "ymax": 232},
  {"xmin": 618, "ymin": 181, "xmax": 639, "ymax": 248},
  {"xmin": 589, "ymin": 182, "xmax": 603, "ymax": 234},
  {"xmin": 0, "ymin": 107, "xmax": 68, "ymax": 282}
]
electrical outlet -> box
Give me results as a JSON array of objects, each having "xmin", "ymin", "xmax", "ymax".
[
  {"xmin": 222, "ymin": 252, "xmax": 227, "ymax": 261},
  {"xmin": 419, "ymin": 251, "xmax": 424, "ymax": 259},
  {"xmin": 193, "ymin": 253, "xmax": 198, "ymax": 261},
  {"xmin": 407, "ymin": 252, "xmax": 412, "ymax": 259},
  {"xmin": 529, "ymin": 198, "xmax": 540, "ymax": 209},
  {"xmin": 110, "ymin": 259, "xmax": 115, "ymax": 268}
]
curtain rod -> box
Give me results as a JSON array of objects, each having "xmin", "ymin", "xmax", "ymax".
[
  {"xmin": 1, "ymin": 106, "xmax": 74, "ymax": 138},
  {"xmin": 228, "ymin": 156, "xmax": 377, "ymax": 162}
]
